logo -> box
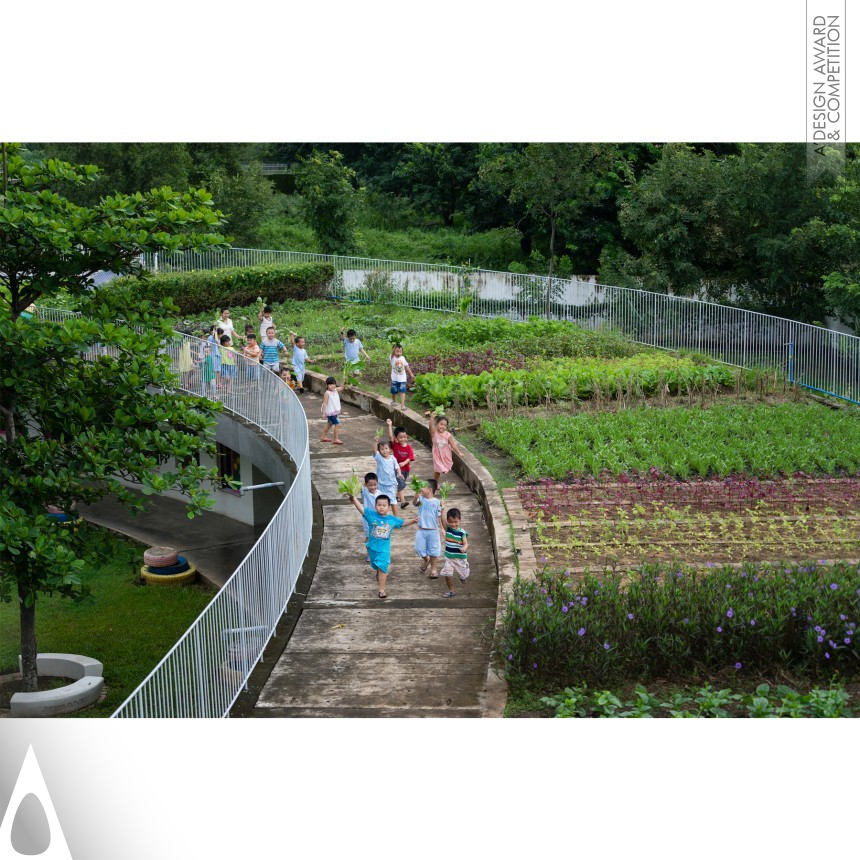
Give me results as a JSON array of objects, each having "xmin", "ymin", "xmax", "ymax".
[{"xmin": 0, "ymin": 746, "xmax": 73, "ymax": 859}]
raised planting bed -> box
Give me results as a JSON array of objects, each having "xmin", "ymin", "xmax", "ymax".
[{"xmin": 518, "ymin": 476, "xmax": 860, "ymax": 569}]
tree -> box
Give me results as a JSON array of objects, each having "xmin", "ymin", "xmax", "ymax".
[
  {"xmin": 293, "ymin": 150, "xmax": 360, "ymax": 254},
  {"xmin": 205, "ymin": 162, "xmax": 277, "ymax": 247},
  {"xmin": 0, "ymin": 144, "xmax": 229, "ymax": 692},
  {"xmin": 479, "ymin": 143, "xmax": 625, "ymax": 287}
]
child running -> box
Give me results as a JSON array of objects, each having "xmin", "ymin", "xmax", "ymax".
[
  {"xmin": 347, "ymin": 493, "xmax": 417, "ymax": 598},
  {"xmin": 440, "ymin": 507, "xmax": 470, "ymax": 598},
  {"xmin": 320, "ymin": 375, "xmax": 346, "ymax": 445},
  {"xmin": 373, "ymin": 438, "xmax": 403, "ymax": 507},
  {"xmin": 425, "ymin": 411, "xmax": 462, "ymax": 482},
  {"xmin": 389, "ymin": 343, "xmax": 414, "ymax": 409},
  {"xmin": 386, "ymin": 418, "xmax": 415, "ymax": 509},
  {"xmin": 412, "ymin": 479, "xmax": 444, "ymax": 580},
  {"xmin": 289, "ymin": 331, "xmax": 311, "ymax": 393},
  {"xmin": 341, "ymin": 327, "xmax": 371, "ymax": 365},
  {"xmin": 261, "ymin": 326, "xmax": 286, "ymax": 375}
]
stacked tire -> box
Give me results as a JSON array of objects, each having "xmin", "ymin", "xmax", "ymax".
[{"xmin": 141, "ymin": 546, "xmax": 197, "ymax": 585}]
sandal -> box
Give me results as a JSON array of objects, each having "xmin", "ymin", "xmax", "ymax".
[
  {"xmin": 419, "ymin": 561, "xmax": 428, "ymax": 572},
  {"xmin": 428, "ymin": 573, "xmax": 439, "ymax": 579},
  {"xmin": 319, "ymin": 438, "xmax": 332, "ymax": 442},
  {"xmin": 332, "ymin": 440, "xmax": 344, "ymax": 445},
  {"xmin": 378, "ymin": 590, "xmax": 387, "ymax": 599},
  {"xmin": 442, "ymin": 591, "xmax": 455, "ymax": 598}
]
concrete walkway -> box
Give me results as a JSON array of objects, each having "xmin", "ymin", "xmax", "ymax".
[
  {"xmin": 253, "ymin": 392, "xmax": 498, "ymax": 717},
  {"xmin": 81, "ymin": 493, "xmax": 264, "ymax": 588}
]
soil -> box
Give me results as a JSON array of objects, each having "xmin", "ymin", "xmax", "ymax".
[{"xmin": 0, "ymin": 673, "xmax": 69, "ymax": 710}]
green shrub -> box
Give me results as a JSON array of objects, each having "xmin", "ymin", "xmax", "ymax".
[
  {"xmin": 502, "ymin": 561, "xmax": 860, "ymax": 688},
  {"xmin": 111, "ymin": 262, "xmax": 334, "ymax": 314}
]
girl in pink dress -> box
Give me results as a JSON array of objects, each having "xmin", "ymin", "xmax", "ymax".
[{"xmin": 426, "ymin": 412, "xmax": 462, "ymax": 482}]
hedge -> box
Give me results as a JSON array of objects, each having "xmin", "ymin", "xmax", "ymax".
[{"xmin": 111, "ymin": 262, "xmax": 334, "ymax": 314}]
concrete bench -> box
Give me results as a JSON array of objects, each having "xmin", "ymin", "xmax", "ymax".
[{"xmin": 11, "ymin": 653, "xmax": 105, "ymax": 717}]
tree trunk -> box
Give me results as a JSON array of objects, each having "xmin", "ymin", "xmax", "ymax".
[{"xmin": 19, "ymin": 583, "xmax": 39, "ymax": 693}]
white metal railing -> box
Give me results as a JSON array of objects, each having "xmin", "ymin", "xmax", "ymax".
[
  {"xmin": 137, "ymin": 248, "xmax": 860, "ymax": 404},
  {"xmin": 35, "ymin": 307, "xmax": 312, "ymax": 717}
]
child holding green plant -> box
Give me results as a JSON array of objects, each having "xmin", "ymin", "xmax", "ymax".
[
  {"xmin": 386, "ymin": 419, "xmax": 415, "ymax": 508},
  {"xmin": 440, "ymin": 507, "xmax": 470, "ymax": 597},
  {"xmin": 412, "ymin": 479, "xmax": 444, "ymax": 579},
  {"xmin": 342, "ymin": 327, "xmax": 371, "ymax": 365},
  {"xmin": 346, "ymin": 493, "xmax": 418, "ymax": 599},
  {"xmin": 373, "ymin": 438, "xmax": 403, "ymax": 506}
]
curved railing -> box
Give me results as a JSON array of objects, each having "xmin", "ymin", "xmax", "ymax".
[
  {"xmin": 36, "ymin": 308, "xmax": 312, "ymax": 717},
  {"xmin": 139, "ymin": 248, "xmax": 860, "ymax": 404}
]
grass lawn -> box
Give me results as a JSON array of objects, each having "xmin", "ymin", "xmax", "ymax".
[{"xmin": 0, "ymin": 530, "xmax": 215, "ymax": 717}]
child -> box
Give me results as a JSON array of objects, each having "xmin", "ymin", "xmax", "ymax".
[
  {"xmin": 216, "ymin": 307, "xmax": 235, "ymax": 342},
  {"xmin": 347, "ymin": 493, "xmax": 417, "ymax": 599},
  {"xmin": 412, "ymin": 479, "xmax": 443, "ymax": 579},
  {"xmin": 261, "ymin": 326, "xmax": 287, "ymax": 374},
  {"xmin": 242, "ymin": 332, "xmax": 262, "ymax": 383},
  {"xmin": 341, "ymin": 327, "xmax": 371, "ymax": 365},
  {"xmin": 289, "ymin": 331, "xmax": 311, "ymax": 393},
  {"xmin": 373, "ymin": 439, "xmax": 403, "ymax": 507},
  {"xmin": 197, "ymin": 331, "xmax": 212, "ymax": 396},
  {"xmin": 259, "ymin": 305, "xmax": 276, "ymax": 341},
  {"xmin": 440, "ymin": 507, "xmax": 470, "ymax": 598},
  {"xmin": 389, "ymin": 343, "xmax": 414, "ymax": 409},
  {"xmin": 425, "ymin": 411, "xmax": 462, "ymax": 482},
  {"xmin": 386, "ymin": 418, "xmax": 415, "ymax": 508},
  {"xmin": 206, "ymin": 326, "xmax": 224, "ymax": 390},
  {"xmin": 320, "ymin": 375, "xmax": 346, "ymax": 445},
  {"xmin": 360, "ymin": 472, "xmax": 381, "ymax": 556},
  {"xmin": 219, "ymin": 334, "xmax": 237, "ymax": 391}
]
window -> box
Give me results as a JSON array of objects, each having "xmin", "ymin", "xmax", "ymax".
[{"xmin": 216, "ymin": 442, "xmax": 241, "ymax": 494}]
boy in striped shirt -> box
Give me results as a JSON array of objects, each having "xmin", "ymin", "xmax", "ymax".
[
  {"xmin": 440, "ymin": 508, "xmax": 470, "ymax": 597},
  {"xmin": 261, "ymin": 326, "xmax": 286, "ymax": 374}
]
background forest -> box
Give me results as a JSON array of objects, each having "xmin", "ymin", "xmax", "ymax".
[{"xmin": 31, "ymin": 142, "xmax": 860, "ymax": 330}]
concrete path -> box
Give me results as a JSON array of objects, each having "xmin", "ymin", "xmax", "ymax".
[
  {"xmin": 81, "ymin": 493, "xmax": 264, "ymax": 588},
  {"xmin": 253, "ymin": 392, "xmax": 497, "ymax": 717}
]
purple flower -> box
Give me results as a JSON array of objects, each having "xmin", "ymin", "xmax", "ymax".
[
  {"xmin": 507, "ymin": 654, "xmax": 513, "ymax": 660},
  {"xmin": 683, "ymin": 618, "xmax": 689, "ymax": 624},
  {"xmin": 750, "ymin": 619, "xmax": 756, "ymax": 626},
  {"xmin": 845, "ymin": 638, "xmax": 852, "ymax": 645},
  {"xmin": 539, "ymin": 556, "xmax": 547, "ymax": 563},
  {"xmin": 533, "ymin": 662, "xmax": 538, "ymax": 669},
  {"xmin": 717, "ymin": 627, "xmax": 723, "ymax": 633},
  {"xmin": 726, "ymin": 608, "xmax": 734, "ymax": 618},
  {"xmin": 517, "ymin": 628, "xmax": 523, "ymax": 634},
  {"xmin": 825, "ymin": 652, "xmax": 831, "ymax": 659},
  {"xmin": 562, "ymin": 605, "xmax": 569, "ymax": 613},
  {"xmin": 578, "ymin": 627, "xmax": 586, "ymax": 637},
  {"xmin": 830, "ymin": 583, "xmax": 838, "ymax": 591},
  {"xmin": 753, "ymin": 576, "xmax": 759, "ymax": 582},
  {"xmin": 531, "ymin": 637, "xmax": 537, "ymax": 643},
  {"xmin": 628, "ymin": 613, "xmax": 634, "ymax": 620},
  {"xmin": 815, "ymin": 626, "xmax": 821, "ymax": 632},
  {"xmin": 817, "ymin": 636, "xmax": 824, "ymax": 643},
  {"xmin": 735, "ymin": 662, "xmax": 742, "ymax": 669},
  {"xmin": 840, "ymin": 614, "xmax": 846, "ymax": 621},
  {"xmin": 604, "ymin": 642, "xmax": 610, "ymax": 650},
  {"xmin": 546, "ymin": 598, "xmax": 553, "ymax": 607},
  {"xmin": 540, "ymin": 588, "xmax": 547, "ymax": 594},
  {"xmin": 581, "ymin": 597, "xmax": 588, "ymax": 606}
]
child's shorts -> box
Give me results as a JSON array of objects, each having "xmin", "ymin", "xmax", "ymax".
[
  {"xmin": 222, "ymin": 364, "xmax": 236, "ymax": 377},
  {"xmin": 441, "ymin": 557, "xmax": 470, "ymax": 581},
  {"xmin": 202, "ymin": 357, "xmax": 214, "ymax": 384},
  {"xmin": 390, "ymin": 381, "xmax": 407, "ymax": 394},
  {"xmin": 264, "ymin": 361, "xmax": 280, "ymax": 373},
  {"xmin": 368, "ymin": 547, "xmax": 391, "ymax": 574},
  {"xmin": 415, "ymin": 529, "xmax": 441, "ymax": 558},
  {"xmin": 326, "ymin": 415, "xmax": 340, "ymax": 425},
  {"xmin": 396, "ymin": 475, "xmax": 407, "ymax": 491},
  {"xmin": 245, "ymin": 364, "xmax": 260, "ymax": 381},
  {"xmin": 294, "ymin": 367, "xmax": 305, "ymax": 382}
]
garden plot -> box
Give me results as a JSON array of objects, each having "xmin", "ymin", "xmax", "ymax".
[{"xmin": 519, "ymin": 477, "xmax": 860, "ymax": 569}]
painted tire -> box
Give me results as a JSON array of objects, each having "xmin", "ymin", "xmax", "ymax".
[
  {"xmin": 141, "ymin": 563, "xmax": 197, "ymax": 586},
  {"xmin": 143, "ymin": 546, "xmax": 179, "ymax": 567},
  {"xmin": 145, "ymin": 556, "xmax": 189, "ymax": 576}
]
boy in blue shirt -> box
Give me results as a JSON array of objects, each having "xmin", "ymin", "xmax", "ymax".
[
  {"xmin": 341, "ymin": 327, "xmax": 371, "ymax": 365},
  {"xmin": 261, "ymin": 326, "xmax": 286, "ymax": 374},
  {"xmin": 289, "ymin": 330, "xmax": 312, "ymax": 393},
  {"xmin": 348, "ymin": 493, "xmax": 417, "ymax": 599}
]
